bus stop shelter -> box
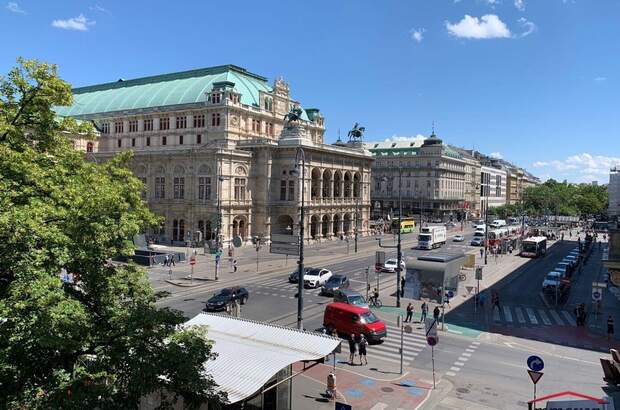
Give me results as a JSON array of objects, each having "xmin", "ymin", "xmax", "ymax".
[{"xmin": 403, "ymin": 252, "xmax": 467, "ymax": 302}]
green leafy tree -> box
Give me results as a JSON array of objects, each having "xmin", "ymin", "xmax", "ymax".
[
  {"xmin": 522, "ymin": 179, "xmax": 608, "ymax": 218},
  {"xmin": 0, "ymin": 58, "xmax": 226, "ymax": 409}
]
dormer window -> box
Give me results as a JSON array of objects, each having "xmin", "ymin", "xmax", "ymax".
[
  {"xmin": 264, "ymin": 97, "xmax": 273, "ymax": 111},
  {"xmin": 229, "ymin": 92, "xmax": 240, "ymax": 104},
  {"xmin": 210, "ymin": 92, "xmax": 221, "ymax": 104}
]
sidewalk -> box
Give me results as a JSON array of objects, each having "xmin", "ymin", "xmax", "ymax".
[{"xmin": 291, "ymin": 361, "xmax": 433, "ymax": 410}]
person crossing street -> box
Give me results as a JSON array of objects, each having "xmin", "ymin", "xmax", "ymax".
[
  {"xmin": 405, "ymin": 303, "xmax": 414, "ymax": 323},
  {"xmin": 420, "ymin": 302, "xmax": 428, "ymax": 323}
]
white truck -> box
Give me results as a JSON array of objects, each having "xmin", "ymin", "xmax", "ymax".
[
  {"xmin": 490, "ymin": 219, "xmax": 507, "ymax": 229},
  {"xmin": 418, "ymin": 226, "xmax": 447, "ymax": 250}
]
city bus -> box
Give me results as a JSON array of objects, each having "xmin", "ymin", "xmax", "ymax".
[
  {"xmin": 521, "ymin": 236, "xmax": 547, "ymax": 258},
  {"xmin": 391, "ymin": 217, "xmax": 416, "ymax": 234}
]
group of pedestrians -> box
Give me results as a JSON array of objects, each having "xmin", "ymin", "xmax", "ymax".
[
  {"xmin": 162, "ymin": 254, "xmax": 176, "ymax": 267},
  {"xmin": 348, "ymin": 333, "xmax": 368, "ymax": 365}
]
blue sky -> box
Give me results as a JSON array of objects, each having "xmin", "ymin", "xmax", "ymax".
[{"xmin": 2, "ymin": 0, "xmax": 619, "ymax": 183}]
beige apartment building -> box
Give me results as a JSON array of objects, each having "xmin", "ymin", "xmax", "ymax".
[
  {"xmin": 58, "ymin": 64, "xmax": 372, "ymax": 247},
  {"xmin": 367, "ymin": 133, "xmax": 474, "ymax": 221}
]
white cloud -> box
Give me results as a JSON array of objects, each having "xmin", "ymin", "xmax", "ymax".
[
  {"xmin": 383, "ymin": 134, "xmax": 426, "ymax": 143},
  {"xmin": 594, "ymin": 76, "xmax": 607, "ymax": 82},
  {"xmin": 517, "ymin": 17, "xmax": 536, "ymax": 37},
  {"xmin": 6, "ymin": 2, "xmax": 25, "ymax": 13},
  {"xmin": 533, "ymin": 153, "xmax": 620, "ymax": 182},
  {"xmin": 410, "ymin": 28, "xmax": 425, "ymax": 43},
  {"xmin": 445, "ymin": 14, "xmax": 511, "ymax": 39},
  {"xmin": 489, "ymin": 152, "xmax": 503, "ymax": 159},
  {"xmin": 89, "ymin": 4, "xmax": 110, "ymax": 14},
  {"xmin": 52, "ymin": 14, "xmax": 95, "ymax": 31},
  {"xmin": 514, "ymin": 0, "xmax": 525, "ymax": 11}
]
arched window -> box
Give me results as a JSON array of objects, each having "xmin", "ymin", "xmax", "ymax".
[
  {"xmin": 197, "ymin": 164, "xmax": 212, "ymax": 201},
  {"xmin": 154, "ymin": 166, "xmax": 166, "ymax": 199},
  {"xmin": 173, "ymin": 165, "xmax": 185, "ymax": 199}
]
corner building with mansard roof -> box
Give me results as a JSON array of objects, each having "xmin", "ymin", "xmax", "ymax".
[{"xmin": 56, "ymin": 65, "xmax": 372, "ymax": 247}]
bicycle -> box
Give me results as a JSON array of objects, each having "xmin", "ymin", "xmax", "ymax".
[{"xmin": 369, "ymin": 297, "xmax": 382, "ymax": 308}]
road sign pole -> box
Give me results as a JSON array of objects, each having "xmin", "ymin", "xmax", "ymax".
[
  {"xmin": 400, "ymin": 315, "xmax": 404, "ymax": 375},
  {"xmin": 533, "ymin": 381, "xmax": 536, "ymax": 404},
  {"xmin": 190, "ymin": 265, "xmax": 194, "ymax": 284},
  {"xmin": 365, "ymin": 267, "xmax": 370, "ymax": 301},
  {"xmin": 432, "ymin": 345, "xmax": 436, "ymax": 389}
]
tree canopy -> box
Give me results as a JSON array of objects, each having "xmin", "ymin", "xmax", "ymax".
[
  {"xmin": 0, "ymin": 58, "xmax": 226, "ymax": 409},
  {"xmin": 489, "ymin": 179, "xmax": 608, "ymax": 218}
]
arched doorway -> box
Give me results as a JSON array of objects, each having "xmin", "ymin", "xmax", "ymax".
[
  {"xmin": 311, "ymin": 168, "xmax": 321, "ymax": 200},
  {"xmin": 322, "ymin": 215, "xmax": 330, "ymax": 238},
  {"xmin": 322, "ymin": 170, "xmax": 332, "ymax": 198},
  {"xmin": 232, "ymin": 216, "xmax": 247, "ymax": 240},
  {"xmin": 344, "ymin": 172, "xmax": 352, "ymax": 198},
  {"xmin": 353, "ymin": 172, "xmax": 361, "ymax": 198},
  {"xmin": 333, "ymin": 171, "xmax": 342, "ymax": 198},
  {"xmin": 310, "ymin": 215, "xmax": 320, "ymax": 239},
  {"xmin": 343, "ymin": 213, "xmax": 352, "ymax": 235},
  {"xmin": 332, "ymin": 214, "xmax": 340, "ymax": 236},
  {"xmin": 275, "ymin": 215, "xmax": 294, "ymax": 235}
]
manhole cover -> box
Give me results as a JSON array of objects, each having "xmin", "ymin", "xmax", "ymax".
[
  {"xmin": 456, "ymin": 388, "xmax": 470, "ymax": 394},
  {"xmin": 381, "ymin": 387, "xmax": 394, "ymax": 393}
]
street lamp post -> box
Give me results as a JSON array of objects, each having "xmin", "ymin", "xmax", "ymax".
[
  {"xmin": 484, "ymin": 198, "xmax": 489, "ymax": 265},
  {"xmin": 292, "ymin": 147, "xmax": 306, "ymax": 330},
  {"xmin": 354, "ymin": 196, "xmax": 359, "ymax": 253},
  {"xmin": 215, "ymin": 174, "xmax": 225, "ymax": 280},
  {"xmin": 378, "ymin": 169, "xmax": 403, "ymax": 308}
]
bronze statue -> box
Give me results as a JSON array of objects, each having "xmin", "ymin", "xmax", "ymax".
[
  {"xmin": 283, "ymin": 106, "xmax": 303, "ymax": 124},
  {"xmin": 348, "ymin": 123, "xmax": 365, "ymax": 141}
]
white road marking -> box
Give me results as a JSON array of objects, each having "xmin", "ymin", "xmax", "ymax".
[
  {"xmin": 458, "ymin": 357, "xmax": 469, "ymax": 361},
  {"xmin": 472, "ymin": 341, "xmax": 480, "ymax": 345},
  {"xmin": 450, "ymin": 366, "xmax": 461, "ymax": 371},
  {"xmin": 549, "ymin": 310, "xmax": 565, "ymax": 326},
  {"xmin": 515, "ymin": 307, "xmax": 526, "ymax": 324},
  {"xmin": 462, "ymin": 352, "xmax": 472, "ymax": 357},
  {"xmin": 446, "ymin": 371, "xmax": 457, "ymax": 377},
  {"xmin": 525, "ymin": 308, "xmax": 538, "ymax": 325},
  {"xmin": 503, "ymin": 306, "xmax": 513, "ymax": 323},
  {"xmin": 561, "ymin": 310, "xmax": 577, "ymax": 326},
  {"xmin": 454, "ymin": 361, "xmax": 465, "ymax": 366},
  {"xmin": 466, "ymin": 348, "xmax": 475, "ymax": 353},
  {"xmin": 370, "ymin": 403, "xmax": 388, "ymax": 410},
  {"xmin": 538, "ymin": 309, "xmax": 552, "ymax": 326}
]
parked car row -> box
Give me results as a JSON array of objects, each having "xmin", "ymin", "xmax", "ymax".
[{"xmin": 541, "ymin": 247, "xmax": 581, "ymax": 296}]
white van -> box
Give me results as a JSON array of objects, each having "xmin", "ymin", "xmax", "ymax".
[{"xmin": 490, "ymin": 219, "xmax": 507, "ymax": 229}]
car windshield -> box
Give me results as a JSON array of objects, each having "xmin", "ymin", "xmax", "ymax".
[
  {"xmin": 545, "ymin": 274, "xmax": 559, "ymax": 281},
  {"xmin": 386, "ymin": 259, "xmax": 396, "ymax": 265},
  {"xmin": 326, "ymin": 276, "xmax": 343, "ymax": 285},
  {"xmin": 349, "ymin": 295, "xmax": 367, "ymax": 306},
  {"xmin": 419, "ymin": 234, "xmax": 431, "ymax": 240},
  {"xmin": 220, "ymin": 288, "xmax": 232, "ymax": 295},
  {"xmin": 308, "ymin": 268, "xmax": 323, "ymax": 276},
  {"xmin": 361, "ymin": 311, "xmax": 379, "ymax": 324}
]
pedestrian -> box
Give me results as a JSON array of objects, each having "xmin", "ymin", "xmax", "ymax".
[
  {"xmin": 444, "ymin": 292, "xmax": 451, "ymax": 308},
  {"xmin": 493, "ymin": 293, "xmax": 501, "ymax": 312},
  {"xmin": 420, "ymin": 302, "xmax": 428, "ymax": 323},
  {"xmin": 480, "ymin": 248, "xmax": 484, "ymax": 258},
  {"xmin": 400, "ymin": 277, "xmax": 406, "ymax": 298},
  {"xmin": 358, "ymin": 334, "xmax": 368, "ymax": 365},
  {"xmin": 233, "ymin": 259, "xmax": 238, "ymax": 273},
  {"xmin": 170, "ymin": 254, "xmax": 176, "ymax": 267},
  {"xmin": 163, "ymin": 254, "xmax": 169, "ymax": 267},
  {"xmin": 608, "ymin": 316, "xmax": 615, "ymax": 341},
  {"xmin": 405, "ymin": 303, "xmax": 414, "ymax": 323},
  {"xmin": 348, "ymin": 334, "xmax": 357, "ymax": 364},
  {"xmin": 433, "ymin": 306, "xmax": 440, "ymax": 321}
]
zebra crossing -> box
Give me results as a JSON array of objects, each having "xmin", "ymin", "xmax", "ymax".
[
  {"xmin": 491, "ymin": 305, "xmax": 577, "ymax": 327},
  {"xmin": 336, "ymin": 323, "xmax": 428, "ymax": 366}
]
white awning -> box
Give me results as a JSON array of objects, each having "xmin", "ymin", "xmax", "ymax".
[{"xmin": 184, "ymin": 313, "xmax": 340, "ymax": 404}]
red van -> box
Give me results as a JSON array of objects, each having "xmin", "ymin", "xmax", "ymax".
[{"xmin": 323, "ymin": 302, "xmax": 387, "ymax": 343}]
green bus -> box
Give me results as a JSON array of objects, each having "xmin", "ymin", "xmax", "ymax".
[{"xmin": 391, "ymin": 217, "xmax": 416, "ymax": 234}]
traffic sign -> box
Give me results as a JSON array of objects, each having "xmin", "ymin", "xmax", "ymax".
[
  {"xmin": 425, "ymin": 318, "xmax": 438, "ymax": 346},
  {"xmin": 427, "ymin": 336, "xmax": 438, "ymax": 346},
  {"xmin": 475, "ymin": 266, "xmax": 483, "ymax": 280},
  {"xmin": 376, "ymin": 251, "xmax": 386, "ymax": 265},
  {"xmin": 592, "ymin": 288, "xmax": 603, "ymax": 302},
  {"xmin": 466, "ymin": 286, "xmax": 474, "ymax": 294},
  {"xmin": 527, "ymin": 370, "xmax": 543, "ymax": 384},
  {"xmin": 447, "ymin": 290, "xmax": 455, "ymax": 299},
  {"xmin": 527, "ymin": 355, "xmax": 544, "ymax": 372},
  {"xmin": 189, "ymin": 256, "xmax": 196, "ymax": 266}
]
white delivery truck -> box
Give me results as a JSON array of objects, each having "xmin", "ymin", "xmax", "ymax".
[
  {"xmin": 418, "ymin": 226, "xmax": 447, "ymax": 250},
  {"xmin": 490, "ymin": 219, "xmax": 507, "ymax": 229}
]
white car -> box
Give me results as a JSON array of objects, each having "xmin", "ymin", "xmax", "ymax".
[
  {"xmin": 453, "ymin": 234, "xmax": 465, "ymax": 242},
  {"xmin": 303, "ymin": 268, "xmax": 333, "ymax": 288},
  {"xmin": 382, "ymin": 258, "xmax": 405, "ymax": 273},
  {"xmin": 542, "ymin": 271, "xmax": 562, "ymax": 289}
]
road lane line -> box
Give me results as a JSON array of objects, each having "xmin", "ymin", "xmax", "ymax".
[
  {"xmin": 462, "ymin": 352, "xmax": 472, "ymax": 357},
  {"xmin": 446, "ymin": 371, "xmax": 457, "ymax": 376},
  {"xmin": 450, "ymin": 366, "xmax": 461, "ymax": 371},
  {"xmin": 538, "ymin": 309, "xmax": 552, "ymax": 326},
  {"xmin": 493, "ymin": 308, "xmax": 500, "ymax": 322},
  {"xmin": 454, "ymin": 361, "xmax": 465, "ymax": 366},
  {"xmin": 503, "ymin": 306, "xmax": 513, "ymax": 323},
  {"xmin": 515, "ymin": 307, "xmax": 526, "ymax": 324},
  {"xmin": 466, "ymin": 348, "xmax": 475, "ymax": 353}
]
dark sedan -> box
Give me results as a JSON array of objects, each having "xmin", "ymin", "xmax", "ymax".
[
  {"xmin": 320, "ymin": 274, "xmax": 350, "ymax": 296},
  {"xmin": 204, "ymin": 287, "xmax": 249, "ymax": 311}
]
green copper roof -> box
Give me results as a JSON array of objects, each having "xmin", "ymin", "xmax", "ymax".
[{"xmin": 54, "ymin": 65, "xmax": 273, "ymax": 118}]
